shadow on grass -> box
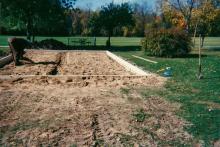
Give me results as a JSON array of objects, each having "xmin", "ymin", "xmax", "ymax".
[
  {"xmin": 203, "ymin": 76, "xmax": 220, "ymax": 80},
  {"xmin": 179, "ymin": 54, "xmax": 207, "ymax": 58},
  {"xmin": 140, "ymin": 53, "xmax": 207, "ymax": 59},
  {"xmin": 66, "ymin": 45, "xmax": 141, "ymax": 52},
  {"xmin": 204, "ymin": 47, "xmax": 220, "ymax": 51}
]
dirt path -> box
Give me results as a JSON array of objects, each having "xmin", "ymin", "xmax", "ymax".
[{"xmin": 0, "ymin": 50, "xmax": 192, "ymax": 146}]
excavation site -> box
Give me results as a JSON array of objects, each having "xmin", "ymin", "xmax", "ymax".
[{"xmin": 0, "ymin": 50, "xmax": 192, "ymax": 146}]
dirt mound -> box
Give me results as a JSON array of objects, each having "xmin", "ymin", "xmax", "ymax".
[{"xmin": 31, "ymin": 39, "xmax": 68, "ymax": 50}]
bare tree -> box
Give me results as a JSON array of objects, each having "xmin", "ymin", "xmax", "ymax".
[{"xmin": 133, "ymin": 0, "xmax": 153, "ymax": 36}]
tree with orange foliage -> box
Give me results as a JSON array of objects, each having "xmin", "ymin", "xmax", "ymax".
[
  {"xmin": 171, "ymin": 11, "xmax": 187, "ymax": 29},
  {"xmin": 159, "ymin": 0, "xmax": 187, "ymax": 29},
  {"xmin": 168, "ymin": 0, "xmax": 197, "ymax": 32}
]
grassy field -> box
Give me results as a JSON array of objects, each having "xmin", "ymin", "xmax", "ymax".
[
  {"xmin": 1, "ymin": 35, "xmax": 220, "ymax": 49},
  {"xmin": 114, "ymin": 49, "xmax": 220, "ymax": 145},
  {"xmin": 0, "ymin": 36, "xmax": 141, "ymax": 46}
]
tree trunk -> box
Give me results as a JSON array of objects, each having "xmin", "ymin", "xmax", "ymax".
[
  {"xmin": 32, "ymin": 26, "xmax": 35, "ymax": 42},
  {"xmin": 26, "ymin": 29, "xmax": 31, "ymax": 41},
  {"xmin": 26, "ymin": 22, "xmax": 31, "ymax": 41},
  {"xmin": 106, "ymin": 31, "xmax": 111, "ymax": 47},
  {"xmin": 32, "ymin": 34, "xmax": 35, "ymax": 43},
  {"xmin": 201, "ymin": 36, "xmax": 205, "ymax": 48},
  {"xmin": 186, "ymin": 19, "xmax": 190, "ymax": 33},
  {"xmin": 108, "ymin": 35, "xmax": 111, "ymax": 47},
  {"xmin": 26, "ymin": 15, "xmax": 33, "ymax": 41},
  {"xmin": 193, "ymin": 22, "xmax": 198, "ymax": 46}
]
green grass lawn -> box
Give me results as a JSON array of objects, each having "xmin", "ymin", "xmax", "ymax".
[
  {"xmin": 194, "ymin": 37, "xmax": 220, "ymax": 50},
  {"xmin": 0, "ymin": 35, "xmax": 141, "ymax": 46},
  {"xmin": 115, "ymin": 49, "xmax": 220, "ymax": 145},
  {"xmin": 1, "ymin": 35, "xmax": 219, "ymax": 49}
]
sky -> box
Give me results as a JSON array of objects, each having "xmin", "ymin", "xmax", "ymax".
[{"xmin": 74, "ymin": 0, "xmax": 155, "ymax": 10}]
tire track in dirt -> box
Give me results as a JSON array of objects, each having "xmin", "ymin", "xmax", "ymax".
[
  {"xmin": 91, "ymin": 114, "xmax": 100, "ymax": 146},
  {"xmin": 72, "ymin": 114, "xmax": 94, "ymax": 146},
  {"xmin": 97, "ymin": 110, "xmax": 119, "ymax": 146}
]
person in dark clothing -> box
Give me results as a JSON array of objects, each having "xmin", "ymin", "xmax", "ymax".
[{"xmin": 8, "ymin": 37, "xmax": 31, "ymax": 66}]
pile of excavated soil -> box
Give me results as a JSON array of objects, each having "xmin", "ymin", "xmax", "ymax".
[{"xmin": 31, "ymin": 39, "xmax": 68, "ymax": 50}]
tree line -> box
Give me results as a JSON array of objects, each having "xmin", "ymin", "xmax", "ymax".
[{"xmin": 1, "ymin": 0, "xmax": 220, "ymax": 41}]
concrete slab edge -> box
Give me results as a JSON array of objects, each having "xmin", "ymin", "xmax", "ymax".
[
  {"xmin": 106, "ymin": 51, "xmax": 150, "ymax": 76},
  {"xmin": 0, "ymin": 75, "xmax": 150, "ymax": 79}
]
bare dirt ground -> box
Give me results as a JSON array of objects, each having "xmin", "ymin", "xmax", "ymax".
[
  {"xmin": 0, "ymin": 50, "xmax": 133, "ymax": 76},
  {"xmin": 58, "ymin": 52, "xmax": 134, "ymax": 75},
  {"xmin": 0, "ymin": 50, "xmax": 192, "ymax": 146},
  {"xmin": 0, "ymin": 50, "xmax": 60, "ymax": 75}
]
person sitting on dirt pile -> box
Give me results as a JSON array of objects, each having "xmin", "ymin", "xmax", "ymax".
[{"xmin": 8, "ymin": 37, "xmax": 31, "ymax": 66}]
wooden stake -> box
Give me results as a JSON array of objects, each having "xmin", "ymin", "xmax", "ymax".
[{"xmin": 198, "ymin": 34, "xmax": 203, "ymax": 79}]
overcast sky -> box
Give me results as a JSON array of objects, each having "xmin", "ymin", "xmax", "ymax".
[{"xmin": 74, "ymin": 0, "xmax": 155, "ymax": 10}]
